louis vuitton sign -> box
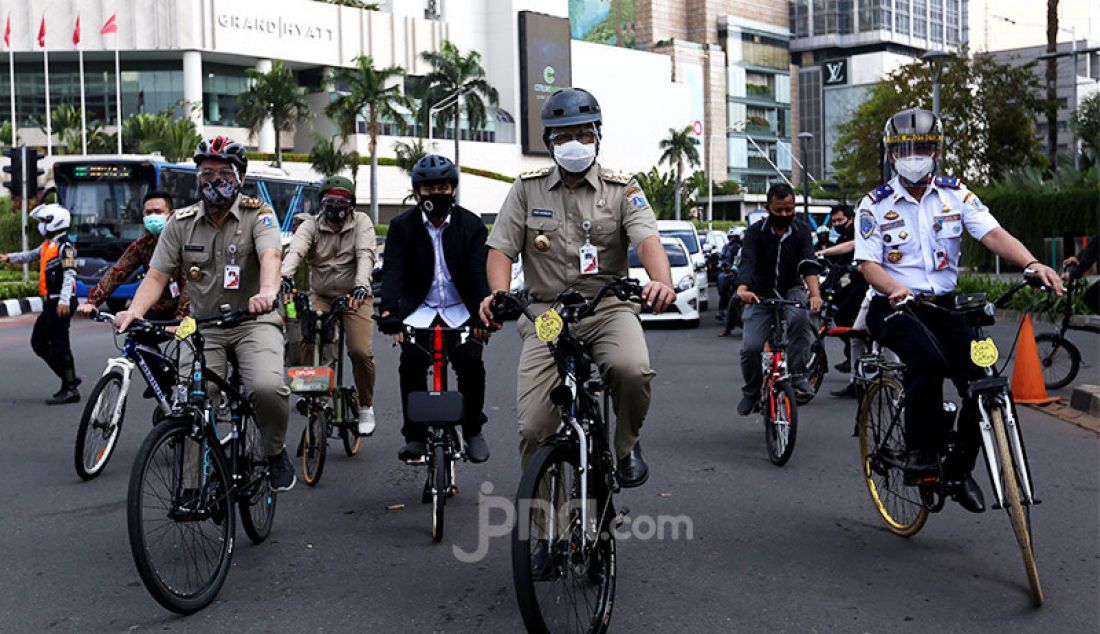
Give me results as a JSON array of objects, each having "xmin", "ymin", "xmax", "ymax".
[{"xmin": 822, "ymin": 59, "xmax": 848, "ymax": 86}]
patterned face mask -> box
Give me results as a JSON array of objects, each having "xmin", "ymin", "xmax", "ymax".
[{"xmin": 200, "ymin": 178, "xmax": 240, "ymax": 207}]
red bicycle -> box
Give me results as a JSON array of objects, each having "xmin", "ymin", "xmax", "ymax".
[{"xmin": 757, "ymin": 297, "xmax": 806, "ymax": 466}]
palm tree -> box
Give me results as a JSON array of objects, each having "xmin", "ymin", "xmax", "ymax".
[
  {"xmin": 326, "ymin": 55, "xmax": 413, "ymax": 222},
  {"xmin": 160, "ymin": 118, "xmax": 202, "ymax": 163},
  {"xmin": 236, "ymin": 60, "xmax": 311, "ymax": 168},
  {"xmin": 419, "ymin": 40, "xmax": 499, "ymax": 170},
  {"xmin": 122, "ymin": 113, "xmax": 169, "ymax": 155},
  {"xmin": 658, "ymin": 126, "xmax": 701, "ymax": 220},
  {"xmin": 0, "ymin": 121, "xmax": 12, "ymax": 148},
  {"xmin": 394, "ymin": 138, "xmax": 427, "ymax": 175},
  {"xmin": 38, "ymin": 104, "xmax": 82, "ymax": 154},
  {"xmin": 1044, "ymin": 0, "xmax": 1059, "ymax": 168}
]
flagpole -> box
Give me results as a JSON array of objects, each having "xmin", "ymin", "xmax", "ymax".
[
  {"xmin": 43, "ymin": 45, "xmax": 51, "ymax": 157},
  {"xmin": 77, "ymin": 15, "xmax": 87, "ymax": 155},
  {"xmin": 114, "ymin": 40, "xmax": 121, "ymax": 154},
  {"xmin": 7, "ymin": 42, "xmax": 15, "ymax": 147}
]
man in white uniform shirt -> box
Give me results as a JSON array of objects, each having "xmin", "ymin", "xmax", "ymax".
[{"xmin": 378, "ymin": 155, "xmax": 492, "ymax": 463}]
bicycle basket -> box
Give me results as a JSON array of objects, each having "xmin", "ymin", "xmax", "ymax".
[{"xmin": 286, "ymin": 366, "xmax": 335, "ymax": 394}]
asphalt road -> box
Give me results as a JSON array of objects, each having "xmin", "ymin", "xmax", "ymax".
[{"xmin": 0, "ymin": 291, "xmax": 1096, "ymax": 633}]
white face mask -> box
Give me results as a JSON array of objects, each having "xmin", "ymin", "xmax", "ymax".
[
  {"xmin": 894, "ymin": 155, "xmax": 935, "ymax": 184},
  {"xmin": 553, "ymin": 140, "xmax": 597, "ymax": 174}
]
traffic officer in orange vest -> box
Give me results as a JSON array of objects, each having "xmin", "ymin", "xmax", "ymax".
[{"xmin": 0, "ymin": 204, "xmax": 82, "ymax": 404}]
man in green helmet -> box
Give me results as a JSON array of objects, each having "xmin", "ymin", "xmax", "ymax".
[{"xmin": 282, "ymin": 176, "xmax": 379, "ymax": 435}]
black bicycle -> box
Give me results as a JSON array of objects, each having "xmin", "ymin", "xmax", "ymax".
[
  {"xmin": 754, "ymin": 297, "xmax": 806, "ymax": 466},
  {"xmin": 126, "ymin": 307, "xmax": 277, "ymax": 614},
  {"xmin": 75, "ymin": 313, "xmax": 178, "ymax": 480},
  {"xmin": 492, "ymin": 276, "xmax": 642, "ymax": 634},
  {"xmin": 857, "ymin": 273, "xmax": 1046, "ymax": 606},
  {"xmin": 1034, "ymin": 275, "xmax": 1093, "ymax": 389},
  {"xmin": 288, "ymin": 291, "xmax": 362, "ymax": 486}
]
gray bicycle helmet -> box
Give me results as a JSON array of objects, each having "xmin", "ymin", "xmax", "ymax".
[
  {"xmin": 540, "ymin": 87, "xmax": 602, "ymax": 129},
  {"xmin": 411, "ymin": 154, "xmax": 459, "ymax": 188},
  {"xmin": 882, "ymin": 108, "xmax": 942, "ymax": 155}
]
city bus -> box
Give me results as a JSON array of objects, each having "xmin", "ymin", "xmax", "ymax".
[{"xmin": 52, "ymin": 156, "xmax": 321, "ymax": 309}]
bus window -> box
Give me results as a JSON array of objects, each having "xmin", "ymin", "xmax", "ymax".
[{"xmin": 158, "ymin": 166, "xmax": 199, "ymax": 210}]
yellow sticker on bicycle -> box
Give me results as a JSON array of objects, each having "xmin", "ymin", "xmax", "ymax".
[
  {"xmin": 175, "ymin": 316, "xmax": 197, "ymax": 341},
  {"xmin": 535, "ymin": 309, "xmax": 564, "ymax": 342},
  {"xmin": 970, "ymin": 337, "xmax": 999, "ymax": 368}
]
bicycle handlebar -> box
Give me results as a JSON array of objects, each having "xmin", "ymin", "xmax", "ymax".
[{"xmin": 489, "ymin": 276, "xmax": 644, "ymax": 328}]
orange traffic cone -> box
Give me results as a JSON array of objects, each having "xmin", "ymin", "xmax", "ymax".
[{"xmin": 1011, "ymin": 314, "xmax": 1060, "ymax": 405}]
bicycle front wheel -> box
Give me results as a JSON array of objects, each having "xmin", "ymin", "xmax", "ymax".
[
  {"xmin": 301, "ymin": 408, "xmax": 328, "ymax": 486},
  {"xmin": 858, "ymin": 376, "xmax": 928, "ymax": 537},
  {"xmin": 341, "ymin": 388, "xmax": 362, "ymax": 457},
  {"xmin": 127, "ymin": 417, "xmax": 234, "ymax": 614},
  {"xmin": 800, "ymin": 341, "xmax": 827, "ymax": 405},
  {"xmin": 431, "ymin": 444, "xmax": 447, "ymax": 543},
  {"xmin": 989, "ymin": 406, "xmax": 1043, "ymax": 606},
  {"xmin": 239, "ymin": 412, "xmax": 277, "ymax": 544},
  {"xmin": 513, "ymin": 440, "xmax": 616, "ymax": 634},
  {"xmin": 75, "ymin": 371, "xmax": 127, "ymax": 480},
  {"xmin": 765, "ymin": 381, "xmax": 799, "ymax": 466},
  {"xmin": 1034, "ymin": 333, "xmax": 1080, "ymax": 390}
]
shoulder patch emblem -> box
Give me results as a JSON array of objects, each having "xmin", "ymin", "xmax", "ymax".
[
  {"xmin": 259, "ymin": 213, "xmax": 275, "ymax": 228},
  {"xmin": 519, "ymin": 167, "xmax": 553, "ymax": 180},
  {"xmin": 933, "ymin": 175, "xmax": 961, "ymax": 189},
  {"xmin": 174, "ymin": 205, "xmax": 198, "ymax": 219},
  {"xmin": 866, "ymin": 184, "xmax": 894, "ymax": 203},
  {"xmin": 859, "ymin": 209, "xmax": 876, "ymax": 239},
  {"xmin": 600, "ymin": 169, "xmax": 632, "ymax": 185},
  {"xmin": 627, "ymin": 189, "xmax": 650, "ymax": 211},
  {"xmin": 239, "ymin": 196, "xmax": 264, "ymax": 210}
]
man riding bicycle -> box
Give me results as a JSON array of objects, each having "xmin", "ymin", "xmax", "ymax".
[
  {"xmin": 113, "ymin": 136, "xmax": 296, "ymax": 491},
  {"xmin": 281, "ymin": 175, "xmax": 378, "ymax": 437},
  {"xmin": 480, "ymin": 87, "xmax": 675, "ymax": 487},
  {"xmin": 855, "ymin": 108, "xmax": 1062, "ymax": 513},
  {"xmin": 717, "ymin": 226, "xmax": 744, "ymax": 336},
  {"xmin": 735, "ymin": 183, "xmax": 822, "ymax": 415}
]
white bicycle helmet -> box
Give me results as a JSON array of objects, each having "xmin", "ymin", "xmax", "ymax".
[{"xmin": 30, "ymin": 203, "xmax": 71, "ymax": 235}]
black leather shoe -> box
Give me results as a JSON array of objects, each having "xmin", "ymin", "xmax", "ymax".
[
  {"xmin": 834, "ymin": 360, "xmax": 851, "ymax": 373},
  {"xmin": 830, "ymin": 383, "xmax": 858, "ymax": 399},
  {"xmin": 530, "ymin": 539, "xmax": 552, "ymax": 581},
  {"xmin": 464, "ymin": 433, "xmax": 490, "ymax": 463},
  {"xmin": 737, "ymin": 394, "xmax": 757, "ymax": 416},
  {"xmin": 948, "ymin": 476, "xmax": 986, "ymax": 513},
  {"xmin": 46, "ymin": 387, "xmax": 80, "ymax": 405},
  {"xmin": 903, "ymin": 450, "xmax": 939, "ymax": 483},
  {"xmin": 617, "ymin": 443, "xmax": 649, "ymax": 488},
  {"xmin": 398, "ymin": 440, "xmax": 427, "ymax": 462},
  {"xmin": 791, "ymin": 376, "xmax": 815, "ymax": 398}
]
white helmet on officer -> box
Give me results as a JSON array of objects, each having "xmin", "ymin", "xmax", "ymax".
[
  {"xmin": 30, "ymin": 203, "xmax": 71, "ymax": 236},
  {"xmin": 883, "ymin": 108, "xmax": 943, "ymax": 186}
]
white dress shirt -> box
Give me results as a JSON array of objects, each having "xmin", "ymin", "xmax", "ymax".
[{"xmin": 404, "ymin": 212, "xmax": 472, "ymax": 328}]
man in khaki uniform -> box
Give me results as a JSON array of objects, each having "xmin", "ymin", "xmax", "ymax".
[
  {"xmin": 114, "ymin": 137, "xmax": 296, "ymax": 491},
  {"xmin": 479, "ymin": 88, "xmax": 676, "ymax": 487},
  {"xmin": 281, "ymin": 176, "xmax": 378, "ymax": 436}
]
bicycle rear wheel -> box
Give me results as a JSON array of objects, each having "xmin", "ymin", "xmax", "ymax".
[
  {"xmin": 431, "ymin": 444, "xmax": 447, "ymax": 543},
  {"xmin": 989, "ymin": 406, "xmax": 1043, "ymax": 606},
  {"xmin": 513, "ymin": 440, "xmax": 616, "ymax": 634},
  {"xmin": 765, "ymin": 381, "xmax": 799, "ymax": 466},
  {"xmin": 74, "ymin": 371, "xmax": 127, "ymax": 480},
  {"xmin": 301, "ymin": 408, "xmax": 328, "ymax": 486},
  {"xmin": 858, "ymin": 376, "xmax": 928, "ymax": 537},
  {"xmin": 341, "ymin": 388, "xmax": 362, "ymax": 457},
  {"xmin": 127, "ymin": 417, "xmax": 234, "ymax": 614},
  {"xmin": 239, "ymin": 413, "xmax": 277, "ymax": 544},
  {"xmin": 1034, "ymin": 333, "xmax": 1079, "ymax": 390},
  {"xmin": 800, "ymin": 341, "xmax": 827, "ymax": 405}
]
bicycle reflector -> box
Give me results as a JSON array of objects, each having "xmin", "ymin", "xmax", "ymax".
[{"xmin": 286, "ymin": 367, "xmax": 335, "ymax": 393}]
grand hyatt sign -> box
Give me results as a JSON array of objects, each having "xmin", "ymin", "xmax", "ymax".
[{"xmin": 215, "ymin": 13, "xmax": 335, "ymax": 42}]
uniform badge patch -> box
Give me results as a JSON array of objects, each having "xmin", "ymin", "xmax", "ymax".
[
  {"xmin": 532, "ymin": 209, "xmax": 554, "ymax": 218},
  {"xmin": 260, "ymin": 214, "xmax": 274, "ymax": 227},
  {"xmin": 628, "ymin": 192, "xmax": 649, "ymax": 210},
  {"xmin": 887, "ymin": 250, "xmax": 903, "ymax": 264},
  {"xmin": 859, "ymin": 210, "xmax": 876, "ymax": 239},
  {"xmin": 884, "ymin": 210, "xmax": 899, "ymax": 220}
]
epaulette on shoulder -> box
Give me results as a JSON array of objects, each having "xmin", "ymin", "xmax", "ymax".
[
  {"xmin": 519, "ymin": 166, "xmax": 552, "ymax": 180},
  {"xmin": 174, "ymin": 205, "xmax": 198, "ymax": 219},
  {"xmin": 599, "ymin": 169, "xmax": 632, "ymax": 185},
  {"xmin": 933, "ymin": 175, "xmax": 961, "ymax": 189},
  {"xmin": 239, "ymin": 196, "xmax": 265, "ymax": 210},
  {"xmin": 866, "ymin": 183, "xmax": 894, "ymax": 203}
]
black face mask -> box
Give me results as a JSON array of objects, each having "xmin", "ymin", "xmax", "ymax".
[
  {"xmin": 769, "ymin": 213, "xmax": 794, "ymax": 229},
  {"xmin": 420, "ymin": 193, "xmax": 454, "ymax": 219},
  {"xmin": 322, "ymin": 202, "xmax": 351, "ymax": 226}
]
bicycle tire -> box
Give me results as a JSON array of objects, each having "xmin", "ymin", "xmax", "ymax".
[
  {"xmin": 301, "ymin": 408, "xmax": 328, "ymax": 486},
  {"xmin": 74, "ymin": 371, "xmax": 127, "ymax": 481},
  {"xmin": 341, "ymin": 388, "xmax": 362, "ymax": 457},
  {"xmin": 765, "ymin": 381, "xmax": 799, "ymax": 466},
  {"xmin": 799, "ymin": 341, "xmax": 827, "ymax": 405},
  {"xmin": 127, "ymin": 417, "xmax": 234, "ymax": 614},
  {"xmin": 513, "ymin": 440, "xmax": 616, "ymax": 634},
  {"xmin": 858, "ymin": 377, "xmax": 928, "ymax": 537},
  {"xmin": 239, "ymin": 412, "xmax": 277, "ymax": 544},
  {"xmin": 431, "ymin": 444, "xmax": 446, "ymax": 543},
  {"xmin": 990, "ymin": 406, "xmax": 1044, "ymax": 606},
  {"xmin": 1034, "ymin": 333, "xmax": 1080, "ymax": 390}
]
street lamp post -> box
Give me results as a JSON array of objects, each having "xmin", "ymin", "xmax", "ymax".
[
  {"xmin": 922, "ymin": 50, "xmax": 950, "ymax": 118},
  {"xmin": 797, "ymin": 131, "xmax": 813, "ymax": 219},
  {"xmin": 427, "ymin": 88, "xmax": 469, "ymax": 149}
]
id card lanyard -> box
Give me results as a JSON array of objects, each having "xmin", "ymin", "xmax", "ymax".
[
  {"xmin": 224, "ymin": 237, "xmax": 241, "ymax": 290},
  {"xmin": 579, "ymin": 219, "xmax": 598, "ymax": 275}
]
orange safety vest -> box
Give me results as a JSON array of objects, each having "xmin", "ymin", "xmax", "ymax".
[{"xmin": 38, "ymin": 239, "xmax": 60, "ymax": 297}]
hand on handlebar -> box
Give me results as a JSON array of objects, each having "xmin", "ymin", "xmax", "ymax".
[
  {"xmin": 76, "ymin": 302, "xmax": 98, "ymax": 318},
  {"xmin": 112, "ymin": 309, "xmax": 139, "ymax": 332},
  {"xmin": 808, "ymin": 294, "xmax": 824, "ymax": 312},
  {"xmin": 887, "ymin": 286, "xmax": 912, "ymax": 306},
  {"xmin": 348, "ymin": 285, "xmax": 370, "ymax": 310},
  {"xmin": 642, "ymin": 280, "xmax": 676, "ymax": 315},
  {"xmin": 737, "ymin": 288, "xmax": 760, "ymax": 305},
  {"xmin": 1027, "ymin": 264, "xmax": 1064, "ymax": 296},
  {"xmin": 480, "ymin": 293, "xmax": 504, "ymax": 330},
  {"xmin": 248, "ymin": 291, "xmax": 277, "ymax": 315}
]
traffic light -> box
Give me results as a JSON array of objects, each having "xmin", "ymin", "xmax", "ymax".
[
  {"xmin": 26, "ymin": 148, "xmax": 44, "ymax": 199},
  {"xmin": 3, "ymin": 146, "xmax": 24, "ymax": 198}
]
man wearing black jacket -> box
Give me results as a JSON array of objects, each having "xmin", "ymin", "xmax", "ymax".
[
  {"xmin": 735, "ymin": 183, "xmax": 822, "ymax": 415},
  {"xmin": 378, "ymin": 155, "xmax": 492, "ymax": 463}
]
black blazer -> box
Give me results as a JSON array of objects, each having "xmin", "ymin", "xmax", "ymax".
[{"xmin": 379, "ymin": 205, "xmax": 490, "ymax": 323}]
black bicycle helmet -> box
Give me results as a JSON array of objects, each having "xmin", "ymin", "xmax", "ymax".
[
  {"xmin": 540, "ymin": 87, "xmax": 602, "ymax": 129},
  {"xmin": 411, "ymin": 154, "xmax": 459, "ymax": 188},
  {"xmin": 882, "ymin": 108, "xmax": 942, "ymax": 155},
  {"xmin": 194, "ymin": 136, "xmax": 249, "ymax": 172}
]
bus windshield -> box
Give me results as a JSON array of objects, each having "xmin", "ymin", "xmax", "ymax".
[{"xmin": 55, "ymin": 162, "xmax": 155, "ymax": 256}]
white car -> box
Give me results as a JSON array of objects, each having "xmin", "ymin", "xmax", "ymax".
[
  {"xmin": 628, "ymin": 237, "xmax": 700, "ymax": 327},
  {"xmin": 657, "ymin": 220, "xmax": 709, "ymax": 310}
]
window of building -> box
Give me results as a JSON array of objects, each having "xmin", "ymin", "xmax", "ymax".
[
  {"xmin": 945, "ymin": 0, "xmax": 961, "ymax": 45},
  {"xmin": 797, "ymin": 67, "xmax": 822, "ymax": 179},
  {"xmin": 929, "ymin": 0, "xmax": 944, "ymax": 42},
  {"xmin": 203, "ymin": 64, "xmax": 252, "ymax": 127},
  {"xmin": 912, "ymin": 0, "xmax": 927, "ymax": 39},
  {"xmin": 745, "ymin": 72, "xmax": 774, "ymax": 100},
  {"xmin": 895, "ymin": 0, "xmax": 911, "ymax": 35},
  {"xmin": 740, "ymin": 32, "xmax": 789, "ymax": 70},
  {"xmin": 791, "ymin": 0, "xmax": 809, "ymax": 38}
]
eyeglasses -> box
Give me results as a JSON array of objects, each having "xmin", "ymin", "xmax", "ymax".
[
  {"xmin": 417, "ymin": 183, "xmax": 454, "ymax": 195},
  {"xmin": 547, "ymin": 129, "xmax": 598, "ymax": 145},
  {"xmin": 199, "ymin": 168, "xmax": 239, "ymax": 180},
  {"xmin": 321, "ymin": 196, "xmax": 352, "ymax": 210}
]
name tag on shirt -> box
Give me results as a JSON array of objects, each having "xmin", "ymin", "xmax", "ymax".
[
  {"xmin": 579, "ymin": 243, "xmax": 599, "ymax": 275},
  {"xmin": 224, "ymin": 265, "xmax": 241, "ymax": 290},
  {"xmin": 169, "ymin": 280, "xmax": 181, "ymax": 298}
]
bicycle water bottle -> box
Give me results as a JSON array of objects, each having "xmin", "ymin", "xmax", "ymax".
[{"xmin": 286, "ymin": 298, "xmax": 298, "ymax": 320}]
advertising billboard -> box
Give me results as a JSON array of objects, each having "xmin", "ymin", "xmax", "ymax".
[
  {"xmin": 569, "ymin": 0, "xmax": 636, "ymax": 48},
  {"xmin": 518, "ymin": 11, "xmax": 572, "ymax": 155}
]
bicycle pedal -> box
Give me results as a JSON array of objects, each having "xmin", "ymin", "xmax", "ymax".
[{"xmin": 405, "ymin": 457, "xmax": 428, "ymax": 466}]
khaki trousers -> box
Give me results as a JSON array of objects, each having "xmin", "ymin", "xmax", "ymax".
[
  {"xmin": 300, "ymin": 296, "xmax": 376, "ymax": 408},
  {"xmin": 516, "ymin": 300, "xmax": 655, "ymax": 464}
]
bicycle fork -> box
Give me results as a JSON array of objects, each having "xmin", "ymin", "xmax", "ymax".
[
  {"xmin": 103, "ymin": 357, "xmax": 135, "ymax": 425},
  {"xmin": 977, "ymin": 393, "xmax": 1038, "ymax": 509}
]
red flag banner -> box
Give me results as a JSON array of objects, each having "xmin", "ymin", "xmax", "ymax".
[
  {"xmin": 37, "ymin": 16, "xmax": 46, "ymax": 48},
  {"xmin": 100, "ymin": 13, "xmax": 117, "ymax": 35},
  {"xmin": 73, "ymin": 15, "xmax": 80, "ymax": 46},
  {"xmin": 3, "ymin": 16, "xmax": 10, "ymax": 49}
]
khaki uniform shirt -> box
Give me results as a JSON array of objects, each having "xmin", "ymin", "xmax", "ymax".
[
  {"xmin": 150, "ymin": 196, "xmax": 282, "ymax": 326},
  {"xmin": 281, "ymin": 211, "xmax": 376, "ymax": 301},
  {"xmin": 487, "ymin": 162, "xmax": 659, "ymax": 300}
]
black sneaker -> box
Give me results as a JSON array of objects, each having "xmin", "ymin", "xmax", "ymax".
[
  {"xmin": 737, "ymin": 394, "xmax": 758, "ymax": 416},
  {"xmin": 791, "ymin": 376, "xmax": 815, "ymax": 398},
  {"xmin": 399, "ymin": 440, "xmax": 427, "ymax": 462},
  {"xmin": 268, "ymin": 449, "xmax": 296, "ymax": 492},
  {"xmin": 830, "ymin": 383, "xmax": 858, "ymax": 399},
  {"xmin": 834, "ymin": 360, "xmax": 851, "ymax": 373},
  {"xmin": 45, "ymin": 387, "xmax": 80, "ymax": 405},
  {"xmin": 464, "ymin": 434, "xmax": 490, "ymax": 463}
]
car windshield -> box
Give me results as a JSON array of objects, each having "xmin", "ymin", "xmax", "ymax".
[
  {"xmin": 660, "ymin": 229, "xmax": 699, "ymax": 253},
  {"xmin": 628, "ymin": 243, "xmax": 689, "ymax": 268}
]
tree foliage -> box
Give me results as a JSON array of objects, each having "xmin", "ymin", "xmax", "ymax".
[
  {"xmin": 633, "ymin": 167, "xmax": 680, "ymax": 219},
  {"xmin": 236, "ymin": 60, "xmax": 311, "ymax": 167},
  {"xmin": 1071, "ymin": 92, "xmax": 1100, "ymax": 167},
  {"xmin": 121, "ymin": 111, "xmax": 200, "ymax": 162},
  {"xmin": 832, "ymin": 51, "xmax": 1048, "ymax": 192},
  {"xmin": 657, "ymin": 126, "xmax": 701, "ymax": 219},
  {"xmin": 419, "ymin": 40, "xmax": 499, "ymax": 168}
]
